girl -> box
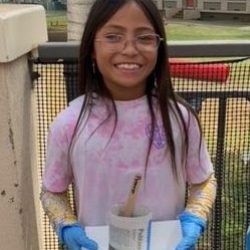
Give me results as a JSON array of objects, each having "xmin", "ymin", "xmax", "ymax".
[{"xmin": 41, "ymin": 0, "xmax": 217, "ymax": 249}]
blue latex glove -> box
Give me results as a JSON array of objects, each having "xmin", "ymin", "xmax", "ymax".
[
  {"xmin": 246, "ymin": 226, "xmax": 250, "ymax": 250},
  {"xmin": 58, "ymin": 224, "xmax": 98, "ymax": 250},
  {"xmin": 175, "ymin": 212, "xmax": 206, "ymax": 250}
]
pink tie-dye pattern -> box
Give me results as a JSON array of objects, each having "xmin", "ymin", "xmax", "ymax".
[
  {"xmin": 43, "ymin": 95, "xmax": 214, "ymax": 226},
  {"xmin": 44, "ymin": 160, "xmax": 72, "ymax": 192}
]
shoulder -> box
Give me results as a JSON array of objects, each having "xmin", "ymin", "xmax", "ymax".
[
  {"xmin": 168, "ymin": 99, "xmax": 202, "ymax": 138},
  {"xmin": 49, "ymin": 95, "xmax": 84, "ymax": 136},
  {"xmin": 169, "ymin": 99, "xmax": 194, "ymax": 123},
  {"xmin": 56, "ymin": 95, "xmax": 83, "ymax": 121}
]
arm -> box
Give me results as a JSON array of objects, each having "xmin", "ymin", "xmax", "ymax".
[
  {"xmin": 40, "ymin": 187, "xmax": 98, "ymax": 250},
  {"xmin": 40, "ymin": 187, "xmax": 77, "ymax": 234},
  {"xmin": 176, "ymin": 174, "xmax": 217, "ymax": 250},
  {"xmin": 41, "ymin": 107, "xmax": 97, "ymax": 250},
  {"xmin": 185, "ymin": 173, "xmax": 217, "ymax": 221}
]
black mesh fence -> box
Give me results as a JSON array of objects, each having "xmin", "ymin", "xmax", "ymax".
[{"xmin": 33, "ymin": 58, "xmax": 250, "ymax": 250}]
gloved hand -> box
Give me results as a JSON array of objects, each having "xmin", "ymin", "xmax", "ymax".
[
  {"xmin": 58, "ymin": 224, "xmax": 98, "ymax": 250},
  {"xmin": 175, "ymin": 212, "xmax": 206, "ymax": 250},
  {"xmin": 246, "ymin": 226, "xmax": 250, "ymax": 250}
]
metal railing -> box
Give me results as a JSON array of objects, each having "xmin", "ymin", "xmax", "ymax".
[
  {"xmin": 37, "ymin": 40, "xmax": 250, "ymax": 60},
  {"xmin": 33, "ymin": 41, "xmax": 250, "ymax": 250}
]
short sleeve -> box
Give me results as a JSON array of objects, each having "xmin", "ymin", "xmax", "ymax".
[
  {"xmin": 185, "ymin": 111, "xmax": 214, "ymax": 184},
  {"xmin": 42, "ymin": 106, "xmax": 79, "ymax": 192}
]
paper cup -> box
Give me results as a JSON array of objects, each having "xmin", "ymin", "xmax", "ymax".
[{"xmin": 108, "ymin": 205, "xmax": 152, "ymax": 250}]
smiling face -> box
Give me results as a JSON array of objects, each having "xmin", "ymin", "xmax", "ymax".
[{"xmin": 93, "ymin": 1, "xmax": 158, "ymax": 100}]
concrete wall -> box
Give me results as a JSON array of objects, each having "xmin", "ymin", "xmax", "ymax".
[
  {"xmin": 166, "ymin": 0, "xmax": 250, "ymax": 18},
  {"xmin": 183, "ymin": 9, "xmax": 201, "ymax": 19},
  {"xmin": 0, "ymin": 55, "xmax": 40, "ymax": 250},
  {"xmin": 0, "ymin": 4, "xmax": 47, "ymax": 250},
  {"xmin": 165, "ymin": 7, "xmax": 182, "ymax": 18},
  {"xmin": 197, "ymin": 0, "xmax": 250, "ymax": 13}
]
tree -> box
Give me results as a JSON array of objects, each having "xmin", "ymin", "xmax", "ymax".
[{"xmin": 67, "ymin": 0, "xmax": 94, "ymax": 41}]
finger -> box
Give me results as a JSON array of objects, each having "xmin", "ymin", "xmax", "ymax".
[
  {"xmin": 175, "ymin": 239, "xmax": 193, "ymax": 250},
  {"xmin": 63, "ymin": 235, "xmax": 81, "ymax": 250},
  {"xmin": 67, "ymin": 240, "xmax": 82, "ymax": 250},
  {"xmin": 77, "ymin": 236, "xmax": 98, "ymax": 250},
  {"xmin": 82, "ymin": 238, "xmax": 98, "ymax": 250}
]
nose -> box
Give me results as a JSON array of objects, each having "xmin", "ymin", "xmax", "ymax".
[{"xmin": 121, "ymin": 39, "xmax": 139, "ymax": 56}]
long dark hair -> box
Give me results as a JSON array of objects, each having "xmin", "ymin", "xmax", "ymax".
[{"xmin": 71, "ymin": 0, "xmax": 200, "ymax": 179}]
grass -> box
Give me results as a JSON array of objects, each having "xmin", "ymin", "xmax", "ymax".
[
  {"xmin": 46, "ymin": 11, "xmax": 67, "ymax": 29},
  {"xmin": 166, "ymin": 21, "xmax": 250, "ymax": 41},
  {"xmin": 46, "ymin": 11, "xmax": 67, "ymax": 41}
]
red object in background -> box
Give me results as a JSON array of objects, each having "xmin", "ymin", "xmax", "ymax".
[
  {"xmin": 169, "ymin": 59, "xmax": 230, "ymax": 83},
  {"xmin": 186, "ymin": 0, "xmax": 195, "ymax": 7}
]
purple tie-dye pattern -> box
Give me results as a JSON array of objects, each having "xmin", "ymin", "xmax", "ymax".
[
  {"xmin": 145, "ymin": 123, "xmax": 166, "ymax": 149},
  {"xmin": 43, "ymin": 95, "xmax": 214, "ymax": 225}
]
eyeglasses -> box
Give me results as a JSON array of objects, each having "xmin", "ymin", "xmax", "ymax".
[{"xmin": 95, "ymin": 33, "xmax": 164, "ymax": 52}]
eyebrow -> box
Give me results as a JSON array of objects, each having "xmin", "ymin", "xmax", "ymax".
[{"xmin": 102, "ymin": 24, "xmax": 155, "ymax": 33}]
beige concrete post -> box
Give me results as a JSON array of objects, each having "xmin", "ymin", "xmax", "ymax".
[{"xmin": 0, "ymin": 4, "xmax": 47, "ymax": 250}]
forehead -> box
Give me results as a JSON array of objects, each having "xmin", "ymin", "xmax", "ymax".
[{"xmin": 98, "ymin": 1, "xmax": 154, "ymax": 32}]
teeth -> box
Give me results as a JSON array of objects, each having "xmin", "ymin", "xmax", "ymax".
[{"xmin": 116, "ymin": 64, "xmax": 140, "ymax": 69}]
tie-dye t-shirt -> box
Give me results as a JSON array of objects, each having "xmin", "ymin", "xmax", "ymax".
[{"xmin": 43, "ymin": 95, "xmax": 213, "ymax": 226}]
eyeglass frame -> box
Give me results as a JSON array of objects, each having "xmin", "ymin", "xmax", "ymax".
[{"xmin": 94, "ymin": 33, "xmax": 164, "ymax": 52}]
